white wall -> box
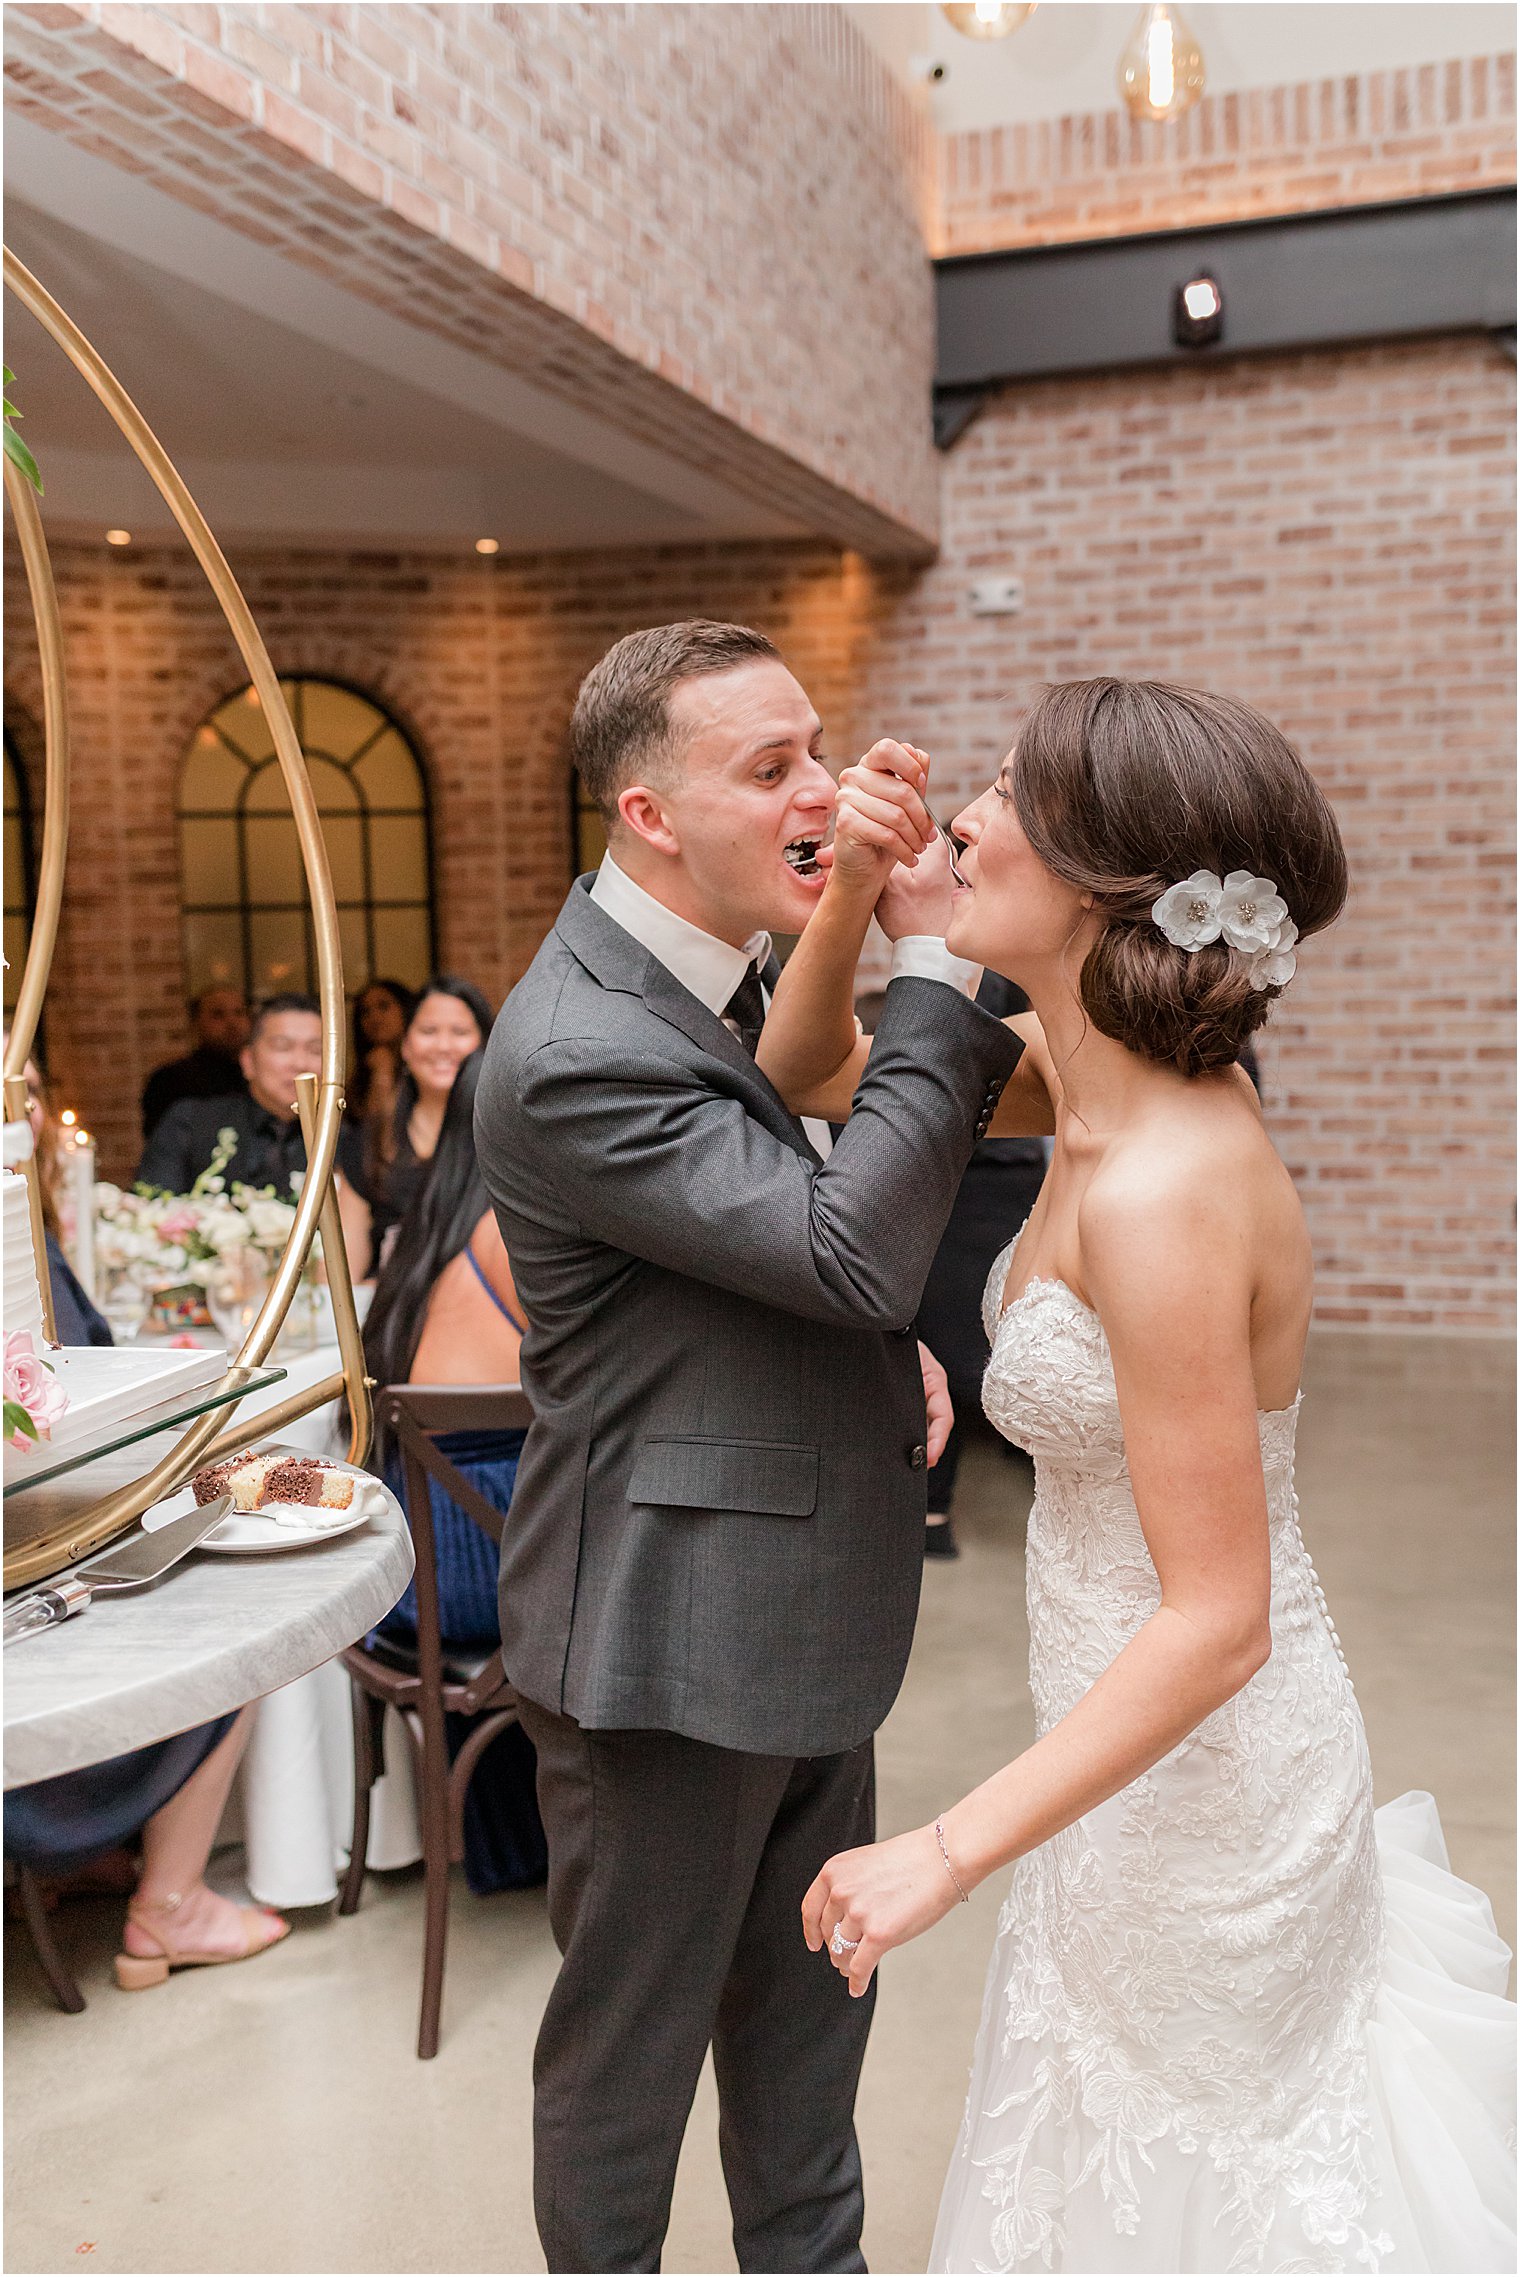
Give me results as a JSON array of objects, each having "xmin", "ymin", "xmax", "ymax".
[{"xmin": 848, "ymin": 3, "xmax": 1515, "ymax": 133}]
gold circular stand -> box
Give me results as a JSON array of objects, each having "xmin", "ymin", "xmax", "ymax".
[{"xmin": 2, "ymin": 248, "xmax": 372, "ymax": 1590}]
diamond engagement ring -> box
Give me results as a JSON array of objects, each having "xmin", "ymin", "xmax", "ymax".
[{"xmin": 829, "ymin": 1926, "xmax": 861, "ymax": 1955}]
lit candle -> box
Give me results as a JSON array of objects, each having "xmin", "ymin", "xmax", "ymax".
[{"xmin": 64, "ymin": 1125, "xmax": 96, "ymax": 1299}]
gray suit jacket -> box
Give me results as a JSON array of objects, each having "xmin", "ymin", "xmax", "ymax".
[{"xmin": 475, "ymin": 877, "xmax": 1021, "ymax": 1755}]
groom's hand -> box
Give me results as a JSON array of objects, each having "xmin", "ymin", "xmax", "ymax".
[
  {"xmin": 819, "ymin": 740, "xmax": 934, "ymax": 896},
  {"xmin": 920, "ymin": 1341, "xmax": 954, "ymax": 1466}
]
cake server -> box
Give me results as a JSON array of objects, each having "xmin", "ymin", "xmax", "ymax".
[
  {"xmin": 3, "ymin": 1494, "xmax": 236, "ymax": 1644},
  {"xmin": 3, "ymin": 1574, "xmax": 91, "ymax": 1648},
  {"xmin": 70, "ymin": 1493, "xmax": 234, "ymax": 1591}
]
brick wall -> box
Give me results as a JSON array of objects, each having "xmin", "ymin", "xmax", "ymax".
[
  {"xmin": 11, "ymin": 324, "xmax": 1513, "ymax": 1336},
  {"xmin": 854, "ymin": 335, "xmax": 1516, "ymax": 1333},
  {"xmin": 938, "ymin": 51, "xmax": 1515, "ymax": 254},
  {"xmin": 4, "ymin": 2, "xmax": 937, "ymax": 555},
  {"xmin": 2, "ymin": 37, "xmax": 1513, "ymax": 1329},
  {"xmin": 2, "ymin": 532, "xmax": 871, "ymax": 1179}
]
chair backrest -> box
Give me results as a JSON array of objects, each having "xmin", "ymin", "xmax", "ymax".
[
  {"xmin": 373, "ymin": 1383, "xmax": 533, "ymax": 1695},
  {"xmin": 375, "ymin": 1381, "xmax": 533, "ymax": 1455}
]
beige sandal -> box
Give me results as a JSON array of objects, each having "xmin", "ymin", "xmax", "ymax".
[{"xmin": 113, "ymin": 1889, "xmax": 290, "ymax": 1990}]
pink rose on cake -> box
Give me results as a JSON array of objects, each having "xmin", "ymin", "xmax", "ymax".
[{"xmin": 4, "ymin": 1328, "xmax": 68, "ymax": 1449}]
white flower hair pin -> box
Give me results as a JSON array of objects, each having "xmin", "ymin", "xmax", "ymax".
[{"xmin": 1151, "ymin": 869, "xmax": 1299, "ymax": 991}]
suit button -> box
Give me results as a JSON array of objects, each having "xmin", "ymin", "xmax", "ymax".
[{"xmin": 909, "ymin": 1443, "xmax": 928, "ymax": 1470}]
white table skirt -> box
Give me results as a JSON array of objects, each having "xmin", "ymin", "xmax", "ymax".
[
  {"xmin": 236, "ymin": 1658, "xmax": 423, "ymax": 1908},
  {"xmin": 215, "ymin": 1343, "xmax": 425, "ymax": 1906}
]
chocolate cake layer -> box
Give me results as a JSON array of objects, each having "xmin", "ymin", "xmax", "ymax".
[{"xmin": 191, "ymin": 1450, "xmax": 354, "ymax": 1510}]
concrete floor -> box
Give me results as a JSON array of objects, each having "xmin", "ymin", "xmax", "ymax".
[{"xmin": 6, "ymin": 1330, "xmax": 1514, "ymax": 2276}]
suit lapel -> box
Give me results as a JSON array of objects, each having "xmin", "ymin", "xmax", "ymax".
[
  {"xmin": 554, "ymin": 879, "xmax": 818, "ymax": 1163},
  {"xmin": 639, "ymin": 961, "xmax": 820, "ymax": 1162}
]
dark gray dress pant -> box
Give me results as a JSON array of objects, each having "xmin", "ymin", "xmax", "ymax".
[{"xmin": 518, "ymin": 1697, "xmax": 877, "ymax": 2274}]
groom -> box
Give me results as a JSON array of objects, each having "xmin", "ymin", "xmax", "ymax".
[{"xmin": 476, "ymin": 621, "xmax": 1018, "ymax": 2273}]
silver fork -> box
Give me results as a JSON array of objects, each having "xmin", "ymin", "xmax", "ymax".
[{"xmin": 924, "ymin": 802, "xmax": 970, "ymax": 888}]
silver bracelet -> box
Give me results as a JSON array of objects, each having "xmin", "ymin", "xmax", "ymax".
[{"xmin": 934, "ymin": 1816, "xmax": 970, "ymax": 1904}]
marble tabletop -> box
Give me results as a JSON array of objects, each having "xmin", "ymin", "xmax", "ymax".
[{"xmin": 3, "ymin": 1488, "xmax": 414, "ymax": 1790}]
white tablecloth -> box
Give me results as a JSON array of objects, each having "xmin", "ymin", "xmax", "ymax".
[{"xmin": 213, "ymin": 1343, "xmax": 425, "ymax": 1905}]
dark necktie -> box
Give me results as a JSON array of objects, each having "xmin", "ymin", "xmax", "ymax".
[{"xmin": 722, "ymin": 964, "xmax": 766, "ymax": 1058}]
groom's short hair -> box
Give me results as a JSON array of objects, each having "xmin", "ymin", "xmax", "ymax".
[{"xmin": 572, "ymin": 620, "xmax": 781, "ymax": 827}]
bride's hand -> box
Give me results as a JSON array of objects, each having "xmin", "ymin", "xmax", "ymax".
[
  {"xmin": 876, "ymin": 829, "xmax": 954, "ymax": 942},
  {"xmin": 801, "ymin": 1824, "xmax": 962, "ymax": 1996},
  {"xmin": 920, "ymin": 1340, "xmax": 954, "ymax": 1466}
]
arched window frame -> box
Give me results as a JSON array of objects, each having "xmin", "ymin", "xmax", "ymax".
[{"xmin": 178, "ymin": 675, "xmax": 437, "ymax": 1003}]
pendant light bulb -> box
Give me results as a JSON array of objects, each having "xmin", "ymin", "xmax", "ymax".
[
  {"xmin": 939, "ymin": 2, "xmax": 1037, "ymax": 41},
  {"xmin": 1118, "ymin": 3, "xmax": 1205, "ymax": 122}
]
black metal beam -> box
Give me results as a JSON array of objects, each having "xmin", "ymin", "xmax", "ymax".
[{"xmin": 934, "ymin": 187, "xmax": 1516, "ymax": 439}]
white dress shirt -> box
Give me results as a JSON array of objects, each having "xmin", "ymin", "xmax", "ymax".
[
  {"xmin": 590, "ymin": 852, "xmax": 771, "ymax": 1022},
  {"xmin": 589, "ymin": 852, "xmax": 980, "ymax": 1156}
]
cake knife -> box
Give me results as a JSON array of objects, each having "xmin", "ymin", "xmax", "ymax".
[{"xmin": 2, "ymin": 1494, "xmax": 234, "ymax": 1644}]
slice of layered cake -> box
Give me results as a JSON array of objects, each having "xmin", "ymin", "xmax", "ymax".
[{"xmin": 192, "ymin": 1450, "xmax": 355, "ymax": 1511}]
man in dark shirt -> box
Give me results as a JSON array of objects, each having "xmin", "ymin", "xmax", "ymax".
[
  {"xmin": 137, "ymin": 994, "xmax": 322, "ymax": 1196},
  {"xmin": 140, "ymin": 986, "xmax": 250, "ymax": 1141}
]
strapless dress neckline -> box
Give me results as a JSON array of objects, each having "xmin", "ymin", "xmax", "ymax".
[{"xmin": 992, "ymin": 1233, "xmax": 1302, "ymax": 1424}]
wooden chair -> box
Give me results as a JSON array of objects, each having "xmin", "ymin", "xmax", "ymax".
[
  {"xmin": 337, "ymin": 1383, "xmax": 531, "ymax": 2059},
  {"xmin": 11, "ymin": 1866, "xmax": 87, "ymax": 2013}
]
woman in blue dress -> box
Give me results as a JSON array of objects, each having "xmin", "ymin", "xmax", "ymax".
[{"xmin": 361, "ymin": 1047, "xmax": 546, "ymax": 1893}]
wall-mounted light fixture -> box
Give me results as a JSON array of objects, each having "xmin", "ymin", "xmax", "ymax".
[
  {"xmin": 105, "ymin": 528, "xmax": 131, "ymax": 546},
  {"xmin": 940, "ymin": 2, "xmax": 1036, "ymax": 40},
  {"xmin": 1119, "ymin": 3, "xmax": 1204, "ymax": 122},
  {"xmin": 474, "ymin": 537, "xmax": 500, "ymax": 556},
  {"xmin": 1173, "ymin": 270, "xmax": 1224, "ymax": 347}
]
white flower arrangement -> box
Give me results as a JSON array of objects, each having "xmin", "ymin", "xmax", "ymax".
[
  {"xmin": 1151, "ymin": 870, "xmax": 1298, "ymax": 991},
  {"xmin": 95, "ymin": 1127, "xmax": 313, "ymax": 1302}
]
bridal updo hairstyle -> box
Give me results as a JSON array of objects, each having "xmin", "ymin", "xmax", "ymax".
[{"xmin": 1012, "ymin": 679, "xmax": 1347, "ymax": 1078}]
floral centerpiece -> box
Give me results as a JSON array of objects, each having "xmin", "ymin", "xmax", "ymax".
[
  {"xmin": 95, "ymin": 1128, "xmax": 316, "ymax": 1342},
  {"xmin": 4, "ymin": 1330, "xmax": 68, "ymax": 1449}
]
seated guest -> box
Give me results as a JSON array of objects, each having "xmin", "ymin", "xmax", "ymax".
[
  {"xmin": 141, "ymin": 986, "xmax": 250, "ymax": 1141},
  {"xmin": 137, "ymin": 993, "xmax": 325, "ymax": 1198},
  {"xmin": 345, "ymin": 978, "xmax": 414, "ymax": 1136},
  {"xmin": 338, "ymin": 975, "xmax": 492, "ymax": 1279},
  {"xmin": 5, "ymin": 1064, "xmax": 287, "ymax": 1981},
  {"xmin": 6, "ymin": 1708, "xmax": 288, "ymax": 1992},
  {"xmin": 362, "ymin": 1046, "xmax": 546, "ymax": 1895}
]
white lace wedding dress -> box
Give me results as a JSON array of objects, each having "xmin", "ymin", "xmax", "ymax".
[{"xmin": 930, "ymin": 1239, "xmax": 1516, "ymax": 2276}]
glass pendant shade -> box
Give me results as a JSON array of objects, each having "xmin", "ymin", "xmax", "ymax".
[
  {"xmin": 939, "ymin": 2, "xmax": 1037, "ymax": 40},
  {"xmin": 1118, "ymin": 3, "xmax": 1205, "ymax": 121}
]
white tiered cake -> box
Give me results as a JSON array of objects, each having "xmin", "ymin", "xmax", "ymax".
[
  {"xmin": 3, "ymin": 1117, "xmax": 225, "ymax": 1480},
  {"xmin": 3, "ymin": 1121, "xmax": 51, "ymax": 1347}
]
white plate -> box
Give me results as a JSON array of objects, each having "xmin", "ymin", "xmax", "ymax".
[
  {"xmin": 197, "ymin": 1498, "xmax": 377, "ymax": 1555},
  {"xmin": 138, "ymin": 1455, "xmax": 389, "ymax": 1554}
]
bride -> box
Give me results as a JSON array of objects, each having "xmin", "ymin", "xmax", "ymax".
[{"xmin": 758, "ymin": 678, "xmax": 1515, "ymax": 2275}]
